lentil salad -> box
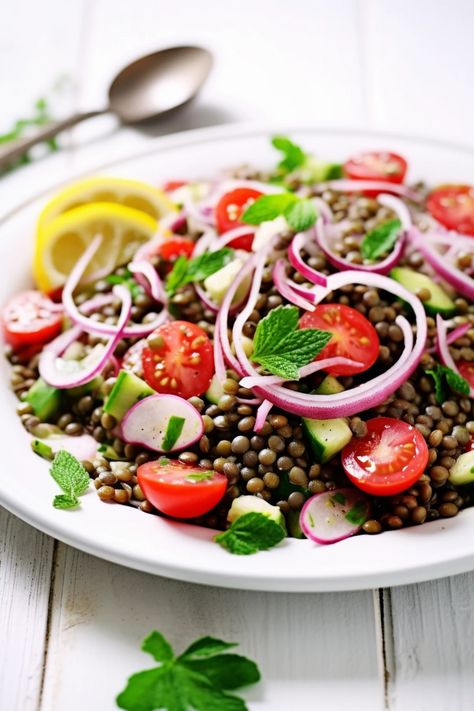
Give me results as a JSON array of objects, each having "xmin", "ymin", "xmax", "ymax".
[{"xmin": 4, "ymin": 137, "xmax": 474, "ymax": 550}]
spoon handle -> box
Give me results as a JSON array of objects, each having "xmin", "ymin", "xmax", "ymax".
[{"xmin": 0, "ymin": 109, "xmax": 108, "ymax": 172}]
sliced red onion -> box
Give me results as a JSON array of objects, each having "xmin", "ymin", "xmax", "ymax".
[
  {"xmin": 315, "ymin": 179, "xmax": 421, "ymax": 201},
  {"xmin": 286, "ymin": 280, "xmax": 318, "ymax": 303},
  {"xmin": 437, "ymin": 315, "xmax": 474, "ymax": 398},
  {"xmin": 192, "ymin": 228, "xmax": 219, "ymax": 256},
  {"xmin": 129, "ymin": 260, "xmax": 166, "ymax": 303},
  {"xmin": 254, "ymin": 399, "xmax": 273, "ymax": 432},
  {"xmin": 272, "ymin": 259, "xmax": 315, "ymax": 311},
  {"xmin": 240, "ymin": 357, "xmax": 363, "ymax": 389},
  {"xmin": 40, "ymin": 285, "xmax": 132, "ymax": 389},
  {"xmin": 288, "ymin": 231, "xmax": 328, "ymax": 286},
  {"xmin": 377, "ymin": 194, "xmax": 412, "ymax": 231},
  {"xmin": 428, "ymin": 321, "xmax": 470, "ymax": 354}
]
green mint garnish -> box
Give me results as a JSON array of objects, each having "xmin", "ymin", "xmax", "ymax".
[
  {"xmin": 116, "ymin": 630, "xmax": 261, "ymax": 711},
  {"xmin": 166, "ymin": 248, "xmax": 234, "ymax": 297},
  {"xmin": 425, "ymin": 364, "xmax": 470, "ymax": 404},
  {"xmin": 271, "ymin": 135, "xmax": 307, "ymax": 173},
  {"xmin": 214, "ymin": 512, "xmax": 286, "ymax": 555},
  {"xmin": 360, "ymin": 219, "xmax": 402, "ymax": 261},
  {"xmin": 251, "ymin": 304, "xmax": 331, "ymax": 380},
  {"xmin": 241, "ymin": 193, "xmax": 317, "ymax": 232},
  {"xmin": 186, "ymin": 471, "xmax": 215, "ymax": 482},
  {"xmin": 31, "ymin": 439, "xmax": 54, "ymax": 461},
  {"xmin": 344, "ymin": 500, "xmax": 368, "ymax": 527},
  {"xmin": 49, "ymin": 450, "xmax": 90, "ymax": 510},
  {"xmin": 270, "ymin": 135, "xmax": 343, "ymax": 183},
  {"xmin": 162, "ymin": 415, "xmax": 186, "ymax": 452},
  {"xmin": 106, "ymin": 270, "xmax": 142, "ymax": 299},
  {"xmin": 331, "ymin": 492, "xmax": 346, "ymax": 505}
]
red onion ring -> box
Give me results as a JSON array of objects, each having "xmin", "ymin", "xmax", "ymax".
[
  {"xmin": 255, "ymin": 399, "xmax": 274, "ymax": 432},
  {"xmin": 437, "ymin": 315, "xmax": 474, "ymax": 398},
  {"xmin": 129, "ymin": 260, "xmax": 166, "ymax": 303},
  {"xmin": 240, "ymin": 357, "xmax": 363, "ymax": 389},
  {"xmin": 427, "ymin": 321, "xmax": 471, "ymax": 354},
  {"xmin": 272, "ymin": 259, "xmax": 315, "ymax": 311},
  {"xmin": 287, "ymin": 231, "xmax": 328, "ymax": 286}
]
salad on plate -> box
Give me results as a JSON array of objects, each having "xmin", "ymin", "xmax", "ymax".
[{"xmin": 3, "ymin": 137, "xmax": 474, "ymax": 553}]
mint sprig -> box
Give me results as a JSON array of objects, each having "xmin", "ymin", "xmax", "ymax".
[
  {"xmin": 425, "ymin": 364, "xmax": 470, "ymax": 404},
  {"xmin": 271, "ymin": 135, "xmax": 343, "ymax": 183},
  {"xmin": 166, "ymin": 248, "xmax": 234, "ymax": 297},
  {"xmin": 116, "ymin": 630, "xmax": 261, "ymax": 710},
  {"xmin": 271, "ymin": 135, "xmax": 307, "ymax": 173},
  {"xmin": 215, "ymin": 512, "xmax": 285, "ymax": 555},
  {"xmin": 250, "ymin": 305, "xmax": 331, "ymax": 380},
  {"xmin": 360, "ymin": 219, "xmax": 402, "ymax": 261},
  {"xmin": 49, "ymin": 450, "xmax": 90, "ymax": 509},
  {"xmin": 241, "ymin": 193, "xmax": 317, "ymax": 232}
]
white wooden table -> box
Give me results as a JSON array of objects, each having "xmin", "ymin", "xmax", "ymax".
[{"xmin": 2, "ymin": 2, "xmax": 474, "ymax": 709}]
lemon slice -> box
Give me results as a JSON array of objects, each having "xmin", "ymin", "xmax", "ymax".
[
  {"xmin": 38, "ymin": 176, "xmax": 176, "ymax": 229},
  {"xmin": 34, "ymin": 203, "xmax": 157, "ymax": 292}
]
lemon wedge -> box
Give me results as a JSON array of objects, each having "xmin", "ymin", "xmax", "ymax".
[{"xmin": 34, "ymin": 203, "xmax": 157, "ymax": 293}]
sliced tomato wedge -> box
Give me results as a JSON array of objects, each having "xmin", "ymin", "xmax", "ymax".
[
  {"xmin": 458, "ymin": 361, "xmax": 474, "ymax": 390},
  {"xmin": 2, "ymin": 290, "xmax": 63, "ymax": 351},
  {"xmin": 142, "ymin": 321, "xmax": 214, "ymax": 399},
  {"xmin": 121, "ymin": 339, "xmax": 147, "ymax": 378},
  {"xmin": 299, "ymin": 303, "xmax": 379, "ymax": 376},
  {"xmin": 341, "ymin": 417, "xmax": 429, "ymax": 496},
  {"xmin": 158, "ymin": 237, "xmax": 195, "ymax": 262},
  {"xmin": 215, "ymin": 187, "xmax": 263, "ymax": 251},
  {"xmin": 344, "ymin": 151, "xmax": 408, "ymax": 184},
  {"xmin": 137, "ymin": 458, "xmax": 227, "ymax": 518},
  {"xmin": 427, "ymin": 185, "xmax": 474, "ymax": 236}
]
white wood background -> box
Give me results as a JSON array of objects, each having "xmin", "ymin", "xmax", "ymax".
[{"xmin": 2, "ymin": 1, "xmax": 474, "ymax": 709}]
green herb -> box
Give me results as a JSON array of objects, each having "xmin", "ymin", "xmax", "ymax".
[
  {"xmin": 271, "ymin": 135, "xmax": 307, "ymax": 173},
  {"xmin": 214, "ymin": 512, "xmax": 286, "ymax": 555},
  {"xmin": 241, "ymin": 192, "xmax": 317, "ymax": 232},
  {"xmin": 360, "ymin": 219, "xmax": 402, "ymax": 261},
  {"xmin": 31, "ymin": 439, "xmax": 54, "ymax": 461},
  {"xmin": 116, "ymin": 630, "xmax": 260, "ymax": 710},
  {"xmin": 308, "ymin": 512, "xmax": 315, "ymax": 528},
  {"xmin": 107, "ymin": 273, "xmax": 142, "ymax": 299},
  {"xmin": 0, "ymin": 97, "xmax": 59, "ymax": 174},
  {"xmin": 49, "ymin": 450, "xmax": 90, "ymax": 510},
  {"xmin": 345, "ymin": 500, "xmax": 368, "ymax": 526},
  {"xmin": 165, "ymin": 248, "xmax": 234, "ymax": 296},
  {"xmin": 270, "ymin": 135, "xmax": 343, "ymax": 183},
  {"xmin": 331, "ymin": 492, "xmax": 346, "ymax": 505},
  {"xmin": 425, "ymin": 364, "xmax": 470, "ymax": 404},
  {"xmin": 162, "ymin": 416, "xmax": 186, "ymax": 452},
  {"xmin": 186, "ymin": 471, "xmax": 215, "ymax": 482},
  {"xmin": 251, "ymin": 304, "xmax": 331, "ymax": 379}
]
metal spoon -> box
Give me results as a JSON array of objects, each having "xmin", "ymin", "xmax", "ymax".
[{"xmin": 0, "ymin": 45, "xmax": 213, "ymax": 171}]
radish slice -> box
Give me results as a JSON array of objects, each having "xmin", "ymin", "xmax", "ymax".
[
  {"xmin": 121, "ymin": 394, "xmax": 204, "ymax": 452},
  {"xmin": 31, "ymin": 433, "xmax": 99, "ymax": 461},
  {"xmin": 300, "ymin": 488, "xmax": 370, "ymax": 544}
]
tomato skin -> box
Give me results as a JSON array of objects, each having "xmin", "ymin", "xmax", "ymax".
[
  {"xmin": 2, "ymin": 290, "xmax": 63, "ymax": 351},
  {"xmin": 427, "ymin": 185, "xmax": 474, "ymax": 236},
  {"xmin": 299, "ymin": 304, "xmax": 379, "ymax": 376},
  {"xmin": 162, "ymin": 180, "xmax": 187, "ymax": 192},
  {"xmin": 344, "ymin": 151, "xmax": 407, "ymax": 196},
  {"xmin": 458, "ymin": 361, "xmax": 474, "ymax": 389},
  {"xmin": 137, "ymin": 459, "xmax": 227, "ymax": 518},
  {"xmin": 215, "ymin": 188, "xmax": 263, "ymax": 251},
  {"xmin": 142, "ymin": 321, "xmax": 214, "ymax": 399},
  {"xmin": 158, "ymin": 237, "xmax": 195, "ymax": 262},
  {"xmin": 121, "ymin": 339, "xmax": 147, "ymax": 378},
  {"xmin": 341, "ymin": 417, "xmax": 429, "ymax": 496}
]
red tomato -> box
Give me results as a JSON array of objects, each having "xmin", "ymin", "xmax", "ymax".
[
  {"xmin": 427, "ymin": 185, "xmax": 474, "ymax": 236},
  {"xmin": 458, "ymin": 361, "xmax": 474, "ymax": 389},
  {"xmin": 299, "ymin": 304, "xmax": 379, "ymax": 376},
  {"xmin": 158, "ymin": 237, "xmax": 195, "ymax": 262},
  {"xmin": 142, "ymin": 321, "xmax": 214, "ymax": 399},
  {"xmin": 341, "ymin": 417, "xmax": 429, "ymax": 496},
  {"xmin": 344, "ymin": 151, "xmax": 408, "ymax": 184},
  {"xmin": 215, "ymin": 187, "xmax": 263, "ymax": 251},
  {"xmin": 162, "ymin": 180, "xmax": 187, "ymax": 192},
  {"xmin": 2, "ymin": 290, "xmax": 63, "ymax": 351},
  {"xmin": 121, "ymin": 339, "xmax": 147, "ymax": 378},
  {"xmin": 137, "ymin": 458, "xmax": 227, "ymax": 518}
]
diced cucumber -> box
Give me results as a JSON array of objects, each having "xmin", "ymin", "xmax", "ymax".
[
  {"xmin": 449, "ymin": 451, "xmax": 474, "ymax": 486},
  {"xmin": 287, "ymin": 509, "xmax": 305, "ymax": 539},
  {"xmin": 303, "ymin": 417, "xmax": 353, "ymax": 463},
  {"xmin": 227, "ymin": 495, "xmax": 286, "ymax": 531},
  {"xmin": 315, "ymin": 375, "xmax": 344, "ymax": 395},
  {"xmin": 26, "ymin": 378, "xmax": 61, "ymax": 421},
  {"xmin": 103, "ymin": 370, "xmax": 155, "ymax": 422},
  {"xmin": 390, "ymin": 267, "xmax": 456, "ymax": 317},
  {"xmin": 205, "ymin": 374, "xmax": 224, "ymax": 405}
]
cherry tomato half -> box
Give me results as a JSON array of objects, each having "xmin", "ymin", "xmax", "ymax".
[
  {"xmin": 215, "ymin": 187, "xmax": 263, "ymax": 251},
  {"xmin": 341, "ymin": 417, "xmax": 429, "ymax": 496},
  {"xmin": 299, "ymin": 303, "xmax": 379, "ymax": 376},
  {"xmin": 137, "ymin": 458, "xmax": 227, "ymax": 518},
  {"xmin": 427, "ymin": 185, "xmax": 474, "ymax": 236},
  {"xmin": 344, "ymin": 151, "xmax": 408, "ymax": 184},
  {"xmin": 142, "ymin": 321, "xmax": 214, "ymax": 399},
  {"xmin": 121, "ymin": 339, "xmax": 147, "ymax": 378},
  {"xmin": 2, "ymin": 290, "xmax": 63, "ymax": 351},
  {"xmin": 158, "ymin": 237, "xmax": 195, "ymax": 262},
  {"xmin": 458, "ymin": 361, "xmax": 474, "ymax": 390}
]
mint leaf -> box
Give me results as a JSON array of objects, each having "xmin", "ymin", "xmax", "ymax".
[
  {"xmin": 360, "ymin": 219, "xmax": 402, "ymax": 261},
  {"xmin": 166, "ymin": 249, "xmax": 233, "ymax": 296},
  {"xmin": 444, "ymin": 367, "xmax": 470, "ymax": 396},
  {"xmin": 241, "ymin": 193, "xmax": 297, "ymax": 225},
  {"xmin": 162, "ymin": 416, "xmax": 185, "ymax": 452},
  {"xmin": 116, "ymin": 630, "xmax": 260, "ymax": 711},
  {"xmin": 107, "ymin": 270, "xmax": 142, "ymax": 299},
  {"xmin": 284, "ymin": 198, "xmax": 317, "ymax": 232},
  {"xmin": 271, "ymin": 135, "xmax": 307, "ymax": 173},
  {"xmin": 425, "ymin": 367, "xmax": 446, "ymax": 404},
  {"xmin": 214, "ymin": 512, "xmax": 285, "ymax": 555},
  {"xmin": 426, "ymin": 365, "xmax": 470, "ymax": 404},
  {"xmin": 251, "ymin": 305, "xmax": 331, "ymax": 379},
  {"xmin": 345, "ymin": 500, "xmax": 368, "ymax": 526},
  {"xmin": 49, "ymin": 450, "xmax": 90, "ymax": 509}
]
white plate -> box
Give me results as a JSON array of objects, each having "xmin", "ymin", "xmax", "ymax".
[{"xmin": 1, "ymin": 124, "xmax": 474, "ymax": 592}]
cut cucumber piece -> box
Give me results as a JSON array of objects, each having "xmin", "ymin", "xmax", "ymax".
[
  {"xmin": 26, "ymin": 378, "xmax": 61, "ymax": 421},
  {"xmin": 303, "ymin": 417, "xmax": 353, "ymax": 463},
  {"xmin": 315, "ymin": 375, "xmax": 344, "ymax": 395},
  {"xmin": 287, "ymin": 509, "xmax": 305, "ymax": 539},
  {"xmin": 103, "ymin": 370, "xmax": 155, "ymax": 422},
  {"xmin": 449, "ymin": 451, "xmax": 474, "ymax": 486},
  {"xmin": 205, "ymin": 374, "xmax": 224, "ymax": 405},
  {"xmin": 390, "ymin": 267, "xmax": 456, "ymax": 317},
  {"xmin": 227, "ymin": 495, "xmax": 286, "ymax": 531}
]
